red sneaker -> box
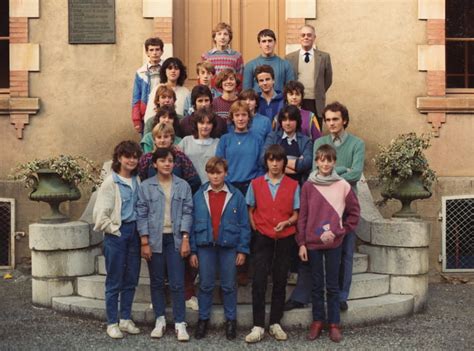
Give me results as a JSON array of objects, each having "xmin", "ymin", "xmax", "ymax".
[
  {"xmin": 329, "ymin": 324, "xmax": 343, "ymax": 343},
  {"xmin": 307, "ymin": 321, "xmax": 323, "ymax": 340}
]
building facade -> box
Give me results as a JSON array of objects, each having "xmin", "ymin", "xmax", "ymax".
[{"xmin": 0, "ymin": 0, "xmax": 473, "ymax": 277}]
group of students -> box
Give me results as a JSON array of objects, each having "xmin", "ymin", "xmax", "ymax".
[{"xmin": 92, "ymin": 22, "xmax": 364, "ymax": 344}]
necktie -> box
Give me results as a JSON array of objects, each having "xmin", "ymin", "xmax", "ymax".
[{"xmin": 304, "ymin": 52, "xmax": 310, "ymax": 63}]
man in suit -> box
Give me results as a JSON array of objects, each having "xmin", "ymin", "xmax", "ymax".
[{"xmin": 286, "ymin": 25, "xmax": 332, "ymax": 129}]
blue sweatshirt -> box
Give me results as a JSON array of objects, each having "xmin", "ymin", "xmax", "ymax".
[
  {"xmin": 216, "ymin": 130, "xmax": 264, "ymax": 183},
  {"xmin": 243, "ymin": 55, "xmax": 295, "ymax": 93}
]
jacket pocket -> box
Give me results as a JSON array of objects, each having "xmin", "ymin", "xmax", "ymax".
[
  {"xmin": 220, "ymin": 222, "xmax": 240, "ymax": 247},
  {"xmin": 193, "ymin": 219, "xmax": 209, "ymax": 245}
]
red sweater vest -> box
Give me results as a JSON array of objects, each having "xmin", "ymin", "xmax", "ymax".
[{"xmin": 252, "ymin": 175, "xmax": 298, "ymax": 239}]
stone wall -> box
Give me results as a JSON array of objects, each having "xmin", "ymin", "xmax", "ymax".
[{"xmin": 369, "ymin": 176, "xmax": 474, "ymax": 281}]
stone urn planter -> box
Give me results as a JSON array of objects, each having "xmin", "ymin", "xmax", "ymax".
[
  {"xmin": 374, "ymin": 133, "xmax": 436, "ymax": 218},
  {"xmin": 381, "ymin": 172, "xmax": 432, "ymax": 218},
  {"xmin": 29, "ymin": 169, "xmax": 81, "ymax": 223},
  {"xmin": 10, "ymin": 155, "xmax": 103, "ymax": 223}
]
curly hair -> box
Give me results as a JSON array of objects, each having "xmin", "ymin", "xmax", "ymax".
[
  {"xmin": 215, "ymin": 68, "xmax": 241, "ymax": 90},
  {"xmin": 111, "ymin": 140, "xmax": 142, "ymax": 175},
  {"xmin": 323, "ymin": 101, "xmax": 350, "ymax": 128},
  {"xmin": 160, "ymin": 57, "xmax": 187, "ymax": 86},
  {"xmin": 283, "ymin": 80, "xmax": 305, "ymax": 104}
]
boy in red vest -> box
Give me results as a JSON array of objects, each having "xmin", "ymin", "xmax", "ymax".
[{"xmin": 244, "ymin": 144, "xmax": 300, "ymax": 343}]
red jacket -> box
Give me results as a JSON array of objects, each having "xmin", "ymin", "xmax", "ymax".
[{"xmin": 251, "ymin": 175, "xmax": 298, "ymax": 239}]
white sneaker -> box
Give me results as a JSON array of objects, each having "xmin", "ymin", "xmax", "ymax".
[
  {"xmin": 106, "ymin": 323, "xmax": 124, "ymax": 339},
  {"xmin": 175, "ymin": 322, "xmax": 190, "ymax": 341},
  {"xmin": 150, "ymin": 316, "xmax": 166, "ymax": 338},
  {"xmin": 185, "ymin": 296, "xmax": 199, "ymax": 311},
  {"xmin": 119, "ymin": 319, "xmax": 140, "ymax": 334},
  {"xmin": 245, "ymin": 326, "xmax": 264, "ymax": 343},
  {"xmin": 269, "ymin": 323, "xmax": 288, "ymax": 340}
]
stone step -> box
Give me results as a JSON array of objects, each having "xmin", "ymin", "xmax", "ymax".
[
  {"xmin": 76, "ymin": 271, "xmax": 387, "ymax": 303},
  {"xmin": 95, "ymin": 252, "xmax": 369, "ymax": 278},
  {"xmin": 352, "ymin": 253, "xmax": 369, "ymax": 274},
  {"xmin": 52, "ymin": 293, "xmax": 414, "ymax": 328}
]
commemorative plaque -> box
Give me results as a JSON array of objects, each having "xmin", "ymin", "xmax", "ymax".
[{"xmin": 68, "ymin": 0, "xmax": 115, "ymax": 44}]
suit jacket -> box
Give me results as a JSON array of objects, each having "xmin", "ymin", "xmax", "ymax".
[{"xmin": 285, "ymin": 48, "xmax": 333, "ymax": 118}]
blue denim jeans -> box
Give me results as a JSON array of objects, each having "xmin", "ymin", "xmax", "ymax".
[
  {"xmin": 197, "ymin": 245, "xmax": 237, "ymax": 321},
  {"xmin": 103, "ymin": 222, "xmax": 141, "ymax": 325},
  {"xmin": 339, "ymin": 231, "xmax": 355, "ymax": 302},
  {"xmin": 288, "ymin": 261, "xmax": 312, "ymax": 304},
  {"xmin": 290, "ymin": 231, "xmax": 356, "ymax": 304},
  {"xmin": 147, "ymin": 234, "xmax": 185, "ymax": 323},
  {"xmin": 308, "ymin": 246, "xmax": 342, "ymax": 324}
]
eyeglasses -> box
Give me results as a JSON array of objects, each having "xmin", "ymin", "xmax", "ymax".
[{"xmin": 300, "ymin": 33, "xmax": 313, "ymax": 38}]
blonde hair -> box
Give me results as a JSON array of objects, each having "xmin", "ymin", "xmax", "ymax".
[
  {"xmin": 228, "ymin": 100, "xmax": 252, "ymax": 126},
  {"xmin": 196, "ymin": 61, "xmax": 216, "ymax": 75},
  {"xmin": 212, "ymin": 22, "xmax": 233, "ymax": 44},
  {"xmin": 152, "ymin": 122, "xmax": 175, "ymax": 142}
]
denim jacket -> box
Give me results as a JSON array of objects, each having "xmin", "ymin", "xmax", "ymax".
[
  {"xmin": 136, "ymin": 175, "xmax": 193, "ymax": 253},
  {"xmin": 191, "ymin": 182, "xmax": 251, "ymax": 255}
]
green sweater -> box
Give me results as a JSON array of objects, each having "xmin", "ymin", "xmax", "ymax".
[{"xmin": 313, "ymin": 133, "xmax": 365, "ymax": 189}]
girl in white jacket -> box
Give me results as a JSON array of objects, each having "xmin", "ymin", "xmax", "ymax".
[{"xmin": 93, "ymin": 140, "xmax": 142, "ymax": 339}]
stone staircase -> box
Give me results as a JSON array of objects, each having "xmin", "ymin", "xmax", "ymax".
[
  {"xmin": 44, "ymin": 174, "xmax": 425, "ymax": 328},
  {"xmin": 52, "ymin": 250, "xmax": 414, "ymax": 327}
]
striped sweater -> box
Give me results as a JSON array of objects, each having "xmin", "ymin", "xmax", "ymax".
[{"xmin": 201, "ymin": 48, "xmax": 244, "ymax": 76}]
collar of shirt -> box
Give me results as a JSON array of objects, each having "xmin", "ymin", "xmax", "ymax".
[
  {"xmin": 147, "ymin": 61, "xmax": 161, "ymax": 73},
  {"xmin": 264, "ymin": 173, "xmax": 284, "ymax": 186},
  {"xmin": 299, "ymin": 48, "xmax": 313, "ymax": 59},
  {"xmin": 332, "ymin": 130, "xmax": 347, "ymax": 144},
  {"xmin": 206, "ymin": 183, "xmax": 230, "ymax": 194},
  {"xmin": 112, "ymin": 172, "xmax": 135, "ymax": 188},
  {"xmin": 282, "ymin": 131, "xmax": 297, "ymax": 145},
  {"xmin": 209, "ymin": 47, "xmax": 233, "ymax": 54},
  {"xmin": 193, "ymin": 138, "xmax": 214, "ymax": 146}
]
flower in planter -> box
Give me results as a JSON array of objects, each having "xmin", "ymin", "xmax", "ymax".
[
  {"xmin": 10, "ymin": 155, "xmax": 103, "ymax": 191},
  {"xmin": 373, "ymin": 132, "xmax": 436, "ymax": 205}
]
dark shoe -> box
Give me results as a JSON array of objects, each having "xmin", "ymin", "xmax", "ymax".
[
  {"xmin": 225, "ymin": 320, "xmax": 237, "ymax": 340},
  {"xmin": 329, "ymin": 324, "xmax": 343, "ymax": 343},
  {"xmin": 307, "ymin": 321, "xmax": 323, "ymax": 340},
  {"xmin": 284, "ymin": 299, "xmax": 305, "ymax": 311},
  {"xmin": 194, "ymin": 319, "xmax": 208, "ymax": 340},
  {"xmin": 339, "ymin": 301, "xmax": 348, "ymax": 311},
  {"xmin": 237, "ymin": 271, "xmax": 249, "ymax": 286}
]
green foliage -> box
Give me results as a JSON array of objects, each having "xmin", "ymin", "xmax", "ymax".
[
  {"xmin": 374, "ymin": 133, "xmax": 436, "ymax": 201},
  {"xmin": 10, "ymin": 155, "xmax": 103, "ymax": 190}
]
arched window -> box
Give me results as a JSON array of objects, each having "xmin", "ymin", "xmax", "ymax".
[
  {"xmin": 446, "ymin": 0, "xmax": 474, "ymax": 90},
  {"xmin": 0, "ymin": 0, "xmax": 9, "ymax": 92}
]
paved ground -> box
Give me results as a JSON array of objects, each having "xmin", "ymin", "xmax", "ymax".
[{"xmin": 1, "ymin": 268, "xmax": 473, "ymax": 350}]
